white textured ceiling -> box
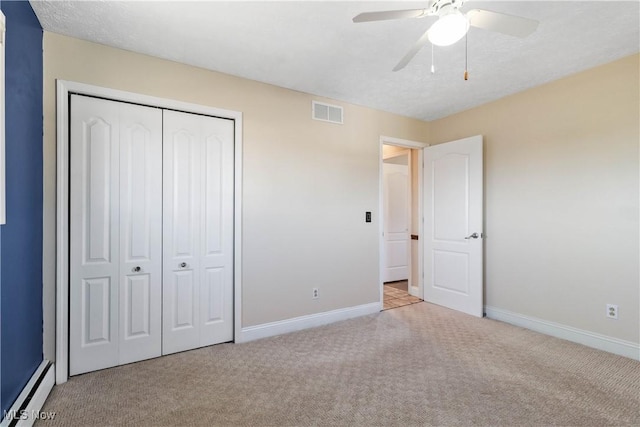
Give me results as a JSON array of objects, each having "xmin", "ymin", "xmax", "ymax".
[{"xmin": 30, "ymin": 1, "xmax": 640, "ymax": 121}]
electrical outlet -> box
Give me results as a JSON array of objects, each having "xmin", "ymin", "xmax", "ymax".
[
  {"xmin": 606, "ymin": 304, "xmax": 618, "ymax": 319},
  {"xmin": 312, "ymin": 288, "xmax": 319, "ymax": 299}
]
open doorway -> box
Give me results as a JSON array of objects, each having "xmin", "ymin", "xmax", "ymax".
[
  {"xmin": 380, "ymin": 137, "xmax": 427, "ymax": 310},
  {"xmin": 380, "ymin": 135, "xmax": 484, "ymax": 316}
]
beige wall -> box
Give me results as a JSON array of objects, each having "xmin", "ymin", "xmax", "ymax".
[
  {"xmin": 381, "ymin": 144, "xmax": 407, "ymax": 158},
  {"xmin": 42, "ymin": 33, "xmax": 430, "ymax": 359},
  {"xmin": 429, "ymin": 54, "xmax": 640, "ymax": 343},
  {"xmin": 42, "ymin": 32, "xmax": 638, "ymax": 361}
]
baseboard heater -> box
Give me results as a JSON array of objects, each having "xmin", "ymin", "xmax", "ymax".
[{"xmin": 1, "ymin": 361, "xmax": 55, "ymax": 427}]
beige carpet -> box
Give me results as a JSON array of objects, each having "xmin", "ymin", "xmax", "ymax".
[{"xmin": 39, "ymin": 303, "xmax": 640, "ymax": 426}]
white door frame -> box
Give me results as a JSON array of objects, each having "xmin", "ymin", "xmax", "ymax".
[
  {"xmin": 379, "ymin": 136, "xmax": 428, "ymax": 305},
  {"xmin": 55, "ymin": 80, "xmax": 243, "ymax": 384}
]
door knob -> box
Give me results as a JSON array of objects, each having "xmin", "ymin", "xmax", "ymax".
[
  {"xmin": 179, "ymin": 262, "xmax": 188, "ymax": 268},
  {"xmin": 465, "ymin": 233, "xmax": 480, "ymax": 240},
  {"xmin": 132, "ymin": 266, "xmax": 141, "ymax": 272}
]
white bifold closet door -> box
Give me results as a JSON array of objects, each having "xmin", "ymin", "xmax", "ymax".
[
  {"xmin": 69, "ymin": 95, "xmax": 162, "ymax": 375},
  {"xmin": 162, "ymin": 110, "xmax": 234, "ymax": 355},
  {"xmin": 69, "ymin": 96, "xmax": 234, "ymax": 375}
]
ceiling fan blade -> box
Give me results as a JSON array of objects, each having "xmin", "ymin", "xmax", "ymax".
[
  {"xmin": 353, "ymin": 9, "xmax": 428, "ymax": 23},
  {"xmin": 467, "ymin": 9, "xmax": 539, "ymax": 38},
  {"xmin": 392, "ymin": 28, "xmax": 432, "ymax": 72}
]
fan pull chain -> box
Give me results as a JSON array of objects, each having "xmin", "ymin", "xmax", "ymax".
[
  {"xmin": 431, "ymin": 43, "xmax": 435, "ymax": 74},
  {"xmin": 464, "ymin": 33, "xmax": 469, "ymax": 80}
]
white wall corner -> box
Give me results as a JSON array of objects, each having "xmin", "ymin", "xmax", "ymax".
[
  {"xmin": 237, "ymin": 302, "xmax": 382, "ymax": 343},
  {"xmin": 485, "ymin": 306, "xmax": 640, "ymax": 361}
]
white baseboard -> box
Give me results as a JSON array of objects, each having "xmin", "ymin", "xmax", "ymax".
[
  {"xmin": 237, "ymin": 302, "xmax": 382, "ymax": 343},
  {"xmin": 485, "ymin": 306, "xmax": 640, "ymax": 361},
  {"xmin": 1, "ymin": 361, "xmax": 56, "ymax": 427}
]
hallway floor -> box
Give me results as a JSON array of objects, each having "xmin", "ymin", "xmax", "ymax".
[{"xmin": 383, "ymin": 280, "xmax": 422, "ymax": 310}]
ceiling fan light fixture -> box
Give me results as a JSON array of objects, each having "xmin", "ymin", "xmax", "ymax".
[{"xmin": 427, "ymin": 10, "xmax": 469, "ymax": 47}]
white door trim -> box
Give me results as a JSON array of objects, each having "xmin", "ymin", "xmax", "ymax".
[
  {"xmin": 379, "ymin": 136, "xmax": 428, "ymax": 304},
  {"xmin": 55, "ymin": 80, "xmax": 243, "ymax": 384}
]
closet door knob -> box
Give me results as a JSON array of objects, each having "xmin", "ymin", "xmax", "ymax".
[
  {"xmin": 132, "ymin": 266, "xmax": 141, "ymax": 272},
  {"xmin": 179, "ymin": 262, "xmax": 188, "ymax": 268}
]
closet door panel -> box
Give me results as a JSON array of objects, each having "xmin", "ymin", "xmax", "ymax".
[
  {"xmin": 119, "ymin": 103, "xmax": 163, "ymax": 364},
  {"xmin": 70, "ymin": 95, "xmax": 120, "ymax": 375},
  {"xmin": 163, "ymin": 110, "xmax": 202, "ymax": 355},
  {"xmin": 200, "ymin": 117, "xmax": 234, "ymax": 345},
  {"xmin": 173, "ymin": 270, "xmax": 196, "ymax": 327}
]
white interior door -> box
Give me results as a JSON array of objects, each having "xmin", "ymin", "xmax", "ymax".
[
  {"xmin": 70, "ymin": 95, "xmax": 162, "ymax": 375},
  {"xmin": 423, "ymin": 135, "xmax": 483, "ymax": 317},
  {"xmin": 163, "ymin": 110, "xmax": 234, "ymax": 354},
  {"xmin": 383, "ymin": 155, "xmax": 410, "ymax": 282},
  {"xmin": 199, "ymin": 115, "xmax": 235, "ymax": 346},
  {"xmin": 70, "ymin": 96, "xmax": 120, "ymax": 375},
  {"xmin": 118, "ymin": 103, "xmax": 163, "ymax": 364},
  {"xmin": 162, "ymin": 111, "xmax": 201, "ymax": 354}
]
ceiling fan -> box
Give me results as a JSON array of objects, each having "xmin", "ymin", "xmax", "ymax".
[{"xmin": 353, "ymin": 0, "xmax": 539, "ymax": 72}]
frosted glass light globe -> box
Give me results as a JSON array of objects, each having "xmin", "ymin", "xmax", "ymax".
[{"xmin": 428, "ymin": 11, "xmax": 470, "ymax": 46}]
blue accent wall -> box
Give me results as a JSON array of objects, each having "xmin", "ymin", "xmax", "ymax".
[{"xmin": 0, "ymin": 0, "xmax": 43, "ymax": 414}]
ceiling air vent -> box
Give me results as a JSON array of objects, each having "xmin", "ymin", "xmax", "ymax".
[{"xmin": 312, "ymin": 101, "xmax": 343, "ymax": 125}]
